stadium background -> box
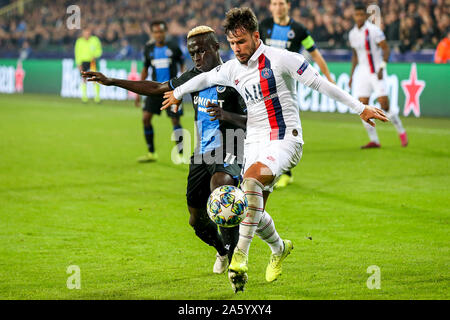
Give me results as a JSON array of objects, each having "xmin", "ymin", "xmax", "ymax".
[{"xmin": 0, "ymin": 0, "xmax": 449, "ymax": 300}]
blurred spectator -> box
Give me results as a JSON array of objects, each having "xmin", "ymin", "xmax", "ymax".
[
  {"xmin": 0, "ymin": 0, "xmax": 448, "ymax": 57},
  {"xmin": 434, "ymin": 28, "xmax": 450, "ymax": 63},
  {"xmin": 400, "ymin": 15, "xmax": 423, "ymax": 53},
  {"xmin": 115, "ymin": 39, "xmax": 134, "ymax": 60},
  {"xmin": 19, "ymin": 40, "xmax": 31, "ymax": 60}
]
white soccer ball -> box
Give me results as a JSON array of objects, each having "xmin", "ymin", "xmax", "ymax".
[{"xmin": 207, "ymin": 185, "xmax": 248, "ymax": 228}]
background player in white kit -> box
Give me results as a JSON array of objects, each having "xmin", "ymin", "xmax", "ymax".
[
  {"xmin": 162, "ymin": 7, "xmax": 389, "ymax": 292},
  {"xmin": 349, "ymin": 2, "xmax": 408, "ymax": 149}
]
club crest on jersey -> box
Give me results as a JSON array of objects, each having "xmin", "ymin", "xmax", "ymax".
[
  {"xmin": 165, "ymin": 48, "xmax": 173, "ymax": 57},
  {"xmin": 297, "ymin": 62, "xmax": 309, "ymax": 75},
  {"xmin": 287, "ymin": 30, "xmax": 295, "ymax": 39},
  {"xmin": 216, "ymin": 86, "xmax": 226, "ymax": 93},
  {"xmin": 261, "ymin": 68, "xmax": 273, "ymax": 79},
  {"xmin": 216, "ymin": 65, "xmax": 221, "ymax": 72}
]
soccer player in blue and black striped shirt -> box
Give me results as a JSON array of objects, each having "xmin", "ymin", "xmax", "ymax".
[{"xmin": 135, "ymin": 21, "xmax": 185, "ymax": 163}]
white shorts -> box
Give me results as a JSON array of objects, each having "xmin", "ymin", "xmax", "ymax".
[
  {"xmin": 353, "ymin": 69, "xmax": 388, "ymax": 99},
  {"xmin": 242, "ymin": 136, "xmax": 303, "ymax": 192}
]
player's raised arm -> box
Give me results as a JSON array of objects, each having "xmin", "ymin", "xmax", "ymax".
[
  {"xmin": 82, "ymin": 71, "xmax": 170, "ymax": 96},
  {"xmin": 282, "ymin": 51, "xmax": 389, "ymax": 126}
]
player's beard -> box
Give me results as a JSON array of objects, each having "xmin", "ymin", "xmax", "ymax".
[{"xmin": 237, "ymin": 39, "xmax": 257, "ymax": 65}]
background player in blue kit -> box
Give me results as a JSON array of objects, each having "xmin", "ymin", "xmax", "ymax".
[
  {"xmin": 259, "ymin": 0, "xmax": 335, "ymax": 188},
  {"xmin": 135, "ymin": 21, "xmax": 186, "ymax": 163}
]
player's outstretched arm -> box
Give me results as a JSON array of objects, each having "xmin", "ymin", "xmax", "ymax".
[
  {"xmin": 283, "ymin": 52, "xmax": 389, "ymax": 126},
  {"xmin": 162, "ymin": 65, "xmax": 232, "ymax": 110},
  {"xmin": 206, "ymin": 103, "xmax": 247, "ymax": 129},
  {"xmin": 309, "ymin": 49, "xmax": 335, "ymax": 84},
  {"xmin": 81, "ymin": 71, "xmax": 170, "ymax": 96},
  {"xmin": 359, "ymin": 106, "xmax": 389, "ymax": 127}
]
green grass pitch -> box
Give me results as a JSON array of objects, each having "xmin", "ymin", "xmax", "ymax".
[{"xmin": 0, "ymin": 93, "xmax": 448, "ymax": 300}]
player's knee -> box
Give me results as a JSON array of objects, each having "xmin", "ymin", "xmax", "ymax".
[
  {"xmin": 171, "ymin": 116, "xmax": 181, "ymax": 127},
  {"xmin": 243, "ymin": 162, "xmax": 274, "ymax": 186},
  {"xmin": 142, "ymin": 112, "xmax": 152, "ymax": 125},
  {"xmin": 210, "ymin": 172, "xmax": 234, "ymax": 191},
  {"xmin": 188, "ymin": 206, "xmax": 207, "ymax": 228},
  {"xmin": 241, "ymin": 177, "xmax": 265, "ymax": 192}
]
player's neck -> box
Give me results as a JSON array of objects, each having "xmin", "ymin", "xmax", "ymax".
[
  {"xmin": 274, "ymin": 15, "xmax": 290, "ymax": 26},
  {"xmin": 155, "ymin": 41, "xmax": 165, "ymax": 47},
  {"xmin": 357, "ymin": 21, "xmax": 366, "ymax": 29}
]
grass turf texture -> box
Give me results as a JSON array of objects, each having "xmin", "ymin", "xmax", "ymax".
[{"xmin": 0, "ymin": 93, "xmax": 449, "ymax": 300}]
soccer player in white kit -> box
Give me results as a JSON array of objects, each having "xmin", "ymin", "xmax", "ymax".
[
  {"xmin": 349, "ymin": 2, "xmax": 408, "ymax": 148},
  {"xmin": 162, "ymin": 7, "xmax": 389, "ymax": 292}
]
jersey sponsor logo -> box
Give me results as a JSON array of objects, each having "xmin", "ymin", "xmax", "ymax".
[
  {"xmin": 193, "ymin": 95, "xmax": 225, "ymax": 109},
  {"xmin": 297, "ymin": 61, "xmax": 309, "ymax": 75},
  {"xmin": 243, "ymin": 83, "xmax": 264, "ymax": 103},
  {"xmin": 151, "ymin": 58, "xmax": 171, "ymax": 69},
  {"xmin": 265, "ymin": 38, "xmax": 291, "ymax": 49},
  {"xmin": 260, "ymin": 68, "xmax": 273, "ymax": 80},
  {"xmin": 216, "ymin": 86, "xmax": 226, "ymax": 93}
]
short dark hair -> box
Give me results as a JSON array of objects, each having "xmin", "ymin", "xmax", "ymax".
[
  {"xmin": 354, "ymin": 1, "xmax": 366, "ymax": 11},
  {"xmin": 223, "ymin": 7, "xmax": 258, "ymax": 36},
  {"xmin": 150, "ymin": 20, "xmax": 167, "ymax": 31}
]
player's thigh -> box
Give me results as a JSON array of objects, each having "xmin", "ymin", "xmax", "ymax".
[
  {"xmin": 358, "ymin": 97, "xmax": 370, "ymax": 105},
  {"xmin": 374, "ymin": 77, "xmax": 389, "ymax": 111},
  {"xmin": 142, "ymin": 110, "xmax": 153, "ymax": 124},
  {"xmin": 353, "ymin": 72, "xmax": 372, "ymax": 99},
  {"xmin": 166, "ymin": 104, "xmax": 183, "ymax": 120},
  {"xmin": 209, "ymin": 163, "xmax": 241, "ymax": 191},
  {"xmin": 186, "ymin": 162, "xmax": 212, "ymax": 210},
  {"xmin": 243, "ymin": 139, "xmax": 303, "ymax": 192},
  {"xmin": 377, "ymin": 95, "xmax": 389, "ymax": 111}
]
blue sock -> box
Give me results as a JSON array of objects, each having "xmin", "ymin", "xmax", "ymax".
[{"xmin": 144, "ymin": 125, "xmax": 154, "ymax": 153}]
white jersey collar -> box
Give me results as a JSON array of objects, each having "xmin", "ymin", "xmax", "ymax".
[
  {"xmin": 357, "ymin": 20, "xmax": 369, "ymax": 30},
  {"xmin": 248, "ymin": 40, "xmax": 266, "ymax": 63}
]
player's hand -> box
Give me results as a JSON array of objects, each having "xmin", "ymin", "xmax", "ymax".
[
  {"xmin": 162, "ymin": 91, "xmax": 181, "ymax": 111},
  {"xmin": 348, "ymin": 77, "xmax": 352, "ymax": 88},
  {"xmin": 206, "ymin": 102, "xmax": 226, "ymax": 121},
  {"xmin": 377, "ymin": 68, "xmax": 383, "ymax": 80},
  {"xmin": 134, "ymin": 95, "xmax": 141, "ymax": 108},
  {"xmin": 82, "ymin": 71, "xmax": 113, "ymax": 86},
  {"xmin": 360, "ymin": 106, "xmax": 389, "ymax": 127}
]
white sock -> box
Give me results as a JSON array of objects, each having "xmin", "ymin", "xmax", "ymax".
[
  {"xmin": 256, "ymin": 210, "xmax": 284, "ymax": 254},
  {"xmin": 362, "ymin": 119, "xmax": 380, "ymax": 143},
  {"xmin": 237, "ymin": 178, "xmax": 265, "ymax": 255},
  {"xmin": 388, "ymin": 112, "xmax": 405, "ymax": 134}
]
